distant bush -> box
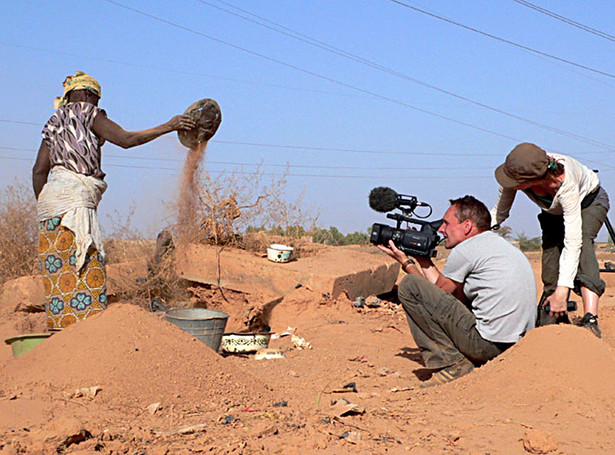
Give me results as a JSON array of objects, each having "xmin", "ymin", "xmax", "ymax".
[
  {"xmin": 515, "ymin": 232, "xmax": 542, "ymax": 251},
  {"xmin": 0, "ymin": 180, "xmax": 38, "ymax": 285},
  {"xmin": 496, "ymin": 225, "xmax": 513, "ymax": 240},
  {"xmin": 312, "ymin": 226, "xmax": 369, "ymax": 246},
  {"xmin": 247, "ymin": 224, "xmax": 307, "ymax": 239},
  {"xmin": 246, "ymin": 225, "xmax": 369, "ymax": 246}
]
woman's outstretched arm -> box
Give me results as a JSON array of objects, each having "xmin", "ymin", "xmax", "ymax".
[{"xmin": 92, "ymin": 114, "xmax": 195, "ymax": 149}]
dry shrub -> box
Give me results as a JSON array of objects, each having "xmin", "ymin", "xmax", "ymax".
[
  {"xmin": 103, "ymin": 205, "xmax": 190, "ymax": 308},
  {"xmin": 107, "ymin": 158, "xmax": 320, "ymax": 306},
  {"xmin": 0, "ymin": 180, "xmax": 38, "ymax": 285},
  {"xmin": 103, "ymin": 202, "xmax": 153, "ymax": 264},
  {"xmin": 172, "ymin": 162, "xmax": 319, "ymax": 256}
]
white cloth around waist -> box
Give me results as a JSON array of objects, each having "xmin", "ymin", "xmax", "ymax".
[{"xmin": 37, "ymin": 166, "xmax": 107, "ymax": 270}]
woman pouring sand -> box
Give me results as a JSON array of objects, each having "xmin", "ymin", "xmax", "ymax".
[{"xmin": 32, "ymin": 71, "xmax": 195, "ymax": 330}]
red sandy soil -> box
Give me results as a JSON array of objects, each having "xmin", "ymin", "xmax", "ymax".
[{"xmin": 1, "ymin": 248, "xmax": 615, "ymax": 454}]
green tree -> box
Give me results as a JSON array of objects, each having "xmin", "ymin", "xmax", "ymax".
[
  {"xmin": 515, "ymin": 232, "xmax": 542, "ymax": 251},
  {"xmin": 495, "ymin": 225, "xmax": 513, "ymax": 240},
  {"xmin": 312, "ymin": 226, "xmax": 369, "ymax": 246}
]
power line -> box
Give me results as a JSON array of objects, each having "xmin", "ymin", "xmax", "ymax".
[
  {"xmin": 2, "ymin": 126, "xmax": 614, "ymax": 169},
  {"xmin": 197, "ymin": 0, "xmax": 614, "ymax": 149},
  {"xmin": 100, "ymin": 0, "xmax": 523, "ymax": 143},
  {"xmin": 4, "ymin": 43, "xmax": 611, "ymax": 115},
  {"xmin": 211, "ymin": 140, "xmax": 498, "ymax": 157},
  {"xmin": 0, "ymin": 154, "xmax": 493, "ymax": 179},
  {"xmin": 7, "ymin": 1, "xmax": 614, "ymax": 150},
  {"xmin": 4, "ymin": 145, "xmax": 613, "ymax": 176},
  {"xmin": 511, "ymin": 0, "xmax": 615, "ymax": 42},
  {"xmin": 0, "ymin": 42, "xmax": 348, "ymax": 99},
  {"xmin": 387, "ymin": 0, "xmax": 615, "ymax": 80},
  {"xmin": 0, "ymin": 146, "xmax": 496, "ymax": 170}
]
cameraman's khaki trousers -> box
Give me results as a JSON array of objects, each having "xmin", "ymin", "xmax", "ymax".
[{"xmin": 398, "ymin": 274, "xmax": 508, "ymax": 370}]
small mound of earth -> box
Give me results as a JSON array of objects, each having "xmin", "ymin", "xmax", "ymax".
[
  {"xmin": 448, "ymin": 324, "xmax": 615, "ymax": 404},
  {"xmin": 410, "ymin": 324, "xmax": 615, "ymax": 453},
  {"xmin": 0, "ymin": 304, "xmax": 276, "ymax": 411}
]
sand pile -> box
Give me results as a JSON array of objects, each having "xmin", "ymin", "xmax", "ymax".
[
  {"xmin": 435, "ymin": 324, "xmax": 615, "ymax": 410},
  {"xmin": 0, "ymin": 304, "xmax": 275, "ymax": 410}
]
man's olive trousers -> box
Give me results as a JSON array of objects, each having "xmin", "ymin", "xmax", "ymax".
[{"xmin": 398, "ymin": 274, "xmax": 508, "ymax": 369}]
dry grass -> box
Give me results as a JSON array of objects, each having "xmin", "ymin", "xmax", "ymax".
[
  {"xmin": 103, "ymin": 203, "xmax": 154, "ymax": 264},
  {"xmin": 0, "ymin": 161, "xmax": 317, "ymax": 307},
  {"xmin": 0, "ymin": 180, "xmax": 38, "ymax": 286}
]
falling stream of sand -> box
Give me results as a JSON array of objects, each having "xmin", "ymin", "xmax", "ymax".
[{"xmin": 177, "ymin": 141, "xmax": 207, "ymax": 241}]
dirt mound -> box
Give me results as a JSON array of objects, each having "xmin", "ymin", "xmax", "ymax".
[
  {"xmin": 404, "ymin": 324, "xmax": 615, "ymax": 453},
  {"xmin": 0, "ymin": 303, "xmax": 275, "ymax": 411},
  {"xmin": 449, "ymin": 324, "xmax": 615, "ymax": 404}
]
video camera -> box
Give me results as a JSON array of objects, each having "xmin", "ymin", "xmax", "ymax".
[{"xmin": 368, "ymin": 187, "xmax": 443, "ymax": 258}]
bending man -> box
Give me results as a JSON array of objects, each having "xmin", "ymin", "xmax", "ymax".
[{"xmin": 378, "ymin": 196, "xmax": 536, "ymax": 387}]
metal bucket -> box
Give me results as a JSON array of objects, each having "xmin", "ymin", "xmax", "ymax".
[{"xmin": 165, "ymin": 308, "xmax": 229, "ymax": 352}]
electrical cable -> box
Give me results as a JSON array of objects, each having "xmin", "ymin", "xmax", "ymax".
[
  {"xmin": 0, "ymin": 154, "xmax": 494, "ymax": 179},
  {"xmin": 99, "ymin": 0, "xmax": 523, "ymax": 143},
  {"xmin": 0, "ymin": 42, "xmax": 347, "ymax": 98},
  {"xmin": 511, "ymin": 0, "xmax": 615, "ymax": 42},
  {"xmin": 387, "ymin": 0, "xmax": 615, "ymax": 79},
  {"xmin": 199, "ymin": 0, "xmax": 614, "ymax": 149},
  {"xmin": 0, "ymin": 146, "xmax": 496, "ymax": 170},
  {"xmin": 2, "ymin": 125, "xmax": 614, "ymax": 169},
  {"xmin": 7, "ymin": 2, "xmax": 614, "ymax": 149}
]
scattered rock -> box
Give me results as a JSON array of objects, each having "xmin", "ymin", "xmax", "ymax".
[
  {"xmin": 72, "ymin": 386, "xmax": 101, "ymax": 400},
  {"xmin": 522, "ymin": 429, "xmax": 559, "ymax": 454},
  {"xmin": 0, "ymin": 275, "xmax": 45, "ymax": 314},
  {"xmin": 162, "ymin": 423, "xmax": 206, "ymax": 437},
  {"xmin": 30, "ymin": 417, "xmax": 91, "ymax": 452},
  {"xmin": 340, "ymin": 430, "xmax": 361, "ymax": 444},
  {"xmin": 377, "ymin": 367, "xmax": 390, "ymax": 376},
  {"xmin": 291, "ymin": 334, "xmax": 312, "ymax": 350},
  {"xmin": 328, "ymin": 399, "xmax": 365, "ymax": 418},
  {"xmin": 146, "ymin": 402, "xmax": 161, "ymax": 415},
  {"xmin": 331, "ymin": 382, "xmax": 358, "ymax": 393}
]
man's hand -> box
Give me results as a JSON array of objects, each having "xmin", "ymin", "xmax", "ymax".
[
  {"xmin": 376, "ymin": 240, "xmax": 410, "ymax": 264},
  {"xmin": 543, "ymin": 286, "xmax": 569, "ymax": 318}
]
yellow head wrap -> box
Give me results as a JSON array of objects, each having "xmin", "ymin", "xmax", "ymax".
[{"xmin": 53, "ymin": 71, "xmax": 102, "ymax": 109}]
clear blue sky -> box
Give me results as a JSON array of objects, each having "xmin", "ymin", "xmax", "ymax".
[{"xmin": 1, "ymin": 0, "xmax": 614, "ymax": 239}]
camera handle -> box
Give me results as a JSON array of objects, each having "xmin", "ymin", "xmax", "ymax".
[{"xmin": 386, "ymin": 213, "xmax": 443, "ymax": 232}]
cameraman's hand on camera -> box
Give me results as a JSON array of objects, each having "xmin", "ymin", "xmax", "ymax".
[{"xmin": 376, "ymin": 240, "xmax": 422, "ymax": 275}]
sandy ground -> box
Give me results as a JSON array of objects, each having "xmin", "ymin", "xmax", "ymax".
[{"xmin": 1, "ymin": 246, "xmax": 615, "ymax": 455}]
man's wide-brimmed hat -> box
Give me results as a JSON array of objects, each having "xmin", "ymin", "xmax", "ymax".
[{"xmin": 495, "ymin": 143, "xmax": 549, "ymax": 188}]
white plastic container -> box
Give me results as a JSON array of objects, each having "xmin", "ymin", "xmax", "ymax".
[{"xmin": 266, "ymin": 244, "xmax": 294, "ymax": 263}]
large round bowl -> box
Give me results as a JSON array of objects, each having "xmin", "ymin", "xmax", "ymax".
[{"xmin": 177, "ymin": 98, "xmax": 222, "ymax": 148}]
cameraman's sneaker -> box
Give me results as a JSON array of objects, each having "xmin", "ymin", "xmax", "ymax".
[
  {"xmin": 576, "ymin": 313, "xmax": 601, "ymax": 339},
  {"xmin": 420, "ymin": 357, "xmax": 474, "ymax": 389}
]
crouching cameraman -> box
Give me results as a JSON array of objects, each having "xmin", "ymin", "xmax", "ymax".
[{"xmin": 377, "ymin": 195, "xmax": 536, "ymax": 387}]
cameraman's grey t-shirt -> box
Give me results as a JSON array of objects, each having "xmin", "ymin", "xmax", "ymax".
[{"xmin": 442, "ymin": 231, "xmax": 536, "ymax": 343}]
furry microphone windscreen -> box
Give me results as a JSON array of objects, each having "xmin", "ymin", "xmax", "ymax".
[{"xmin": 368, "ymin": 186, "xmax": 398, "ymax": 213}]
